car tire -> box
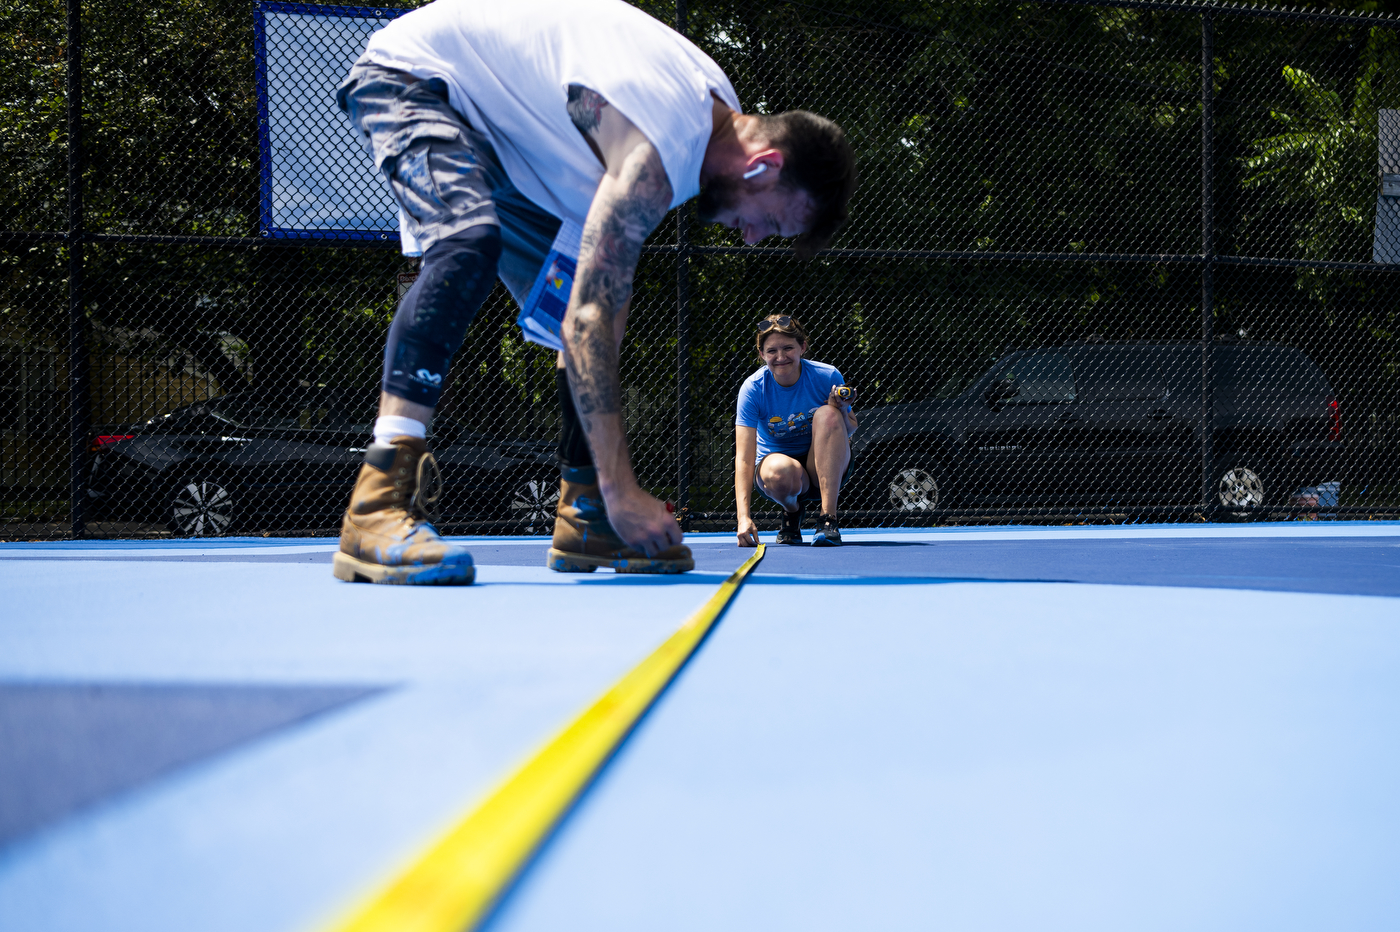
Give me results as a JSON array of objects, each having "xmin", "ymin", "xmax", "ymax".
[
  {"xmin": 885, "ymin": 460, "xmax": 947, "ymax": 515},
  {"xmin": 1214, "ymin": 459, "xmax": 1269, "ymax": 519},
  {"xmin": 168, "ymin": 476, "xmax": 237, "ymax": 537},
  {"xmin": 508, "ymin": 476, "xmax": 560, "ymax": 533}
]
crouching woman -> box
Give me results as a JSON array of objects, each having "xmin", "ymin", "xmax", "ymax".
[{"xmin": 735, "ymin": 315, "xmax": 857, "ymax": 547}]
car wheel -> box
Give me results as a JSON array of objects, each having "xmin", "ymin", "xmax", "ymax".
[
  {"xmin": 508, "ymin": 476, "xmax": 559, "ymax": 533},
  {"xmin": 1215, "ymin": 461, "xmax": 1267, "ymax": 518},
  {"xmin": 887, "ymin": 463, "xmax": 943, "ymax": 513},
  {"xmin": 168, "ymin": 477, "xmax": 236, "ymax": 537}
]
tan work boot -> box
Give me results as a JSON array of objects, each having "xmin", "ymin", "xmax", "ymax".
[
  {"xmin": 547, "ymin": 465, "xmax": 694, "ymax": 574},
  {"xmin": 332, "ymin": 436, "xmax": 475, "ymax": 585}
]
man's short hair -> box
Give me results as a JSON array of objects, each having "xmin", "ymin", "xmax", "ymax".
[{"xmin": 758, "ymin": 111, "xmax": 857, "ymax": 259}]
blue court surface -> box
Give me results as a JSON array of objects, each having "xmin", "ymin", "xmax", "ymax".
[{"xmin": 2, "ymin": 522, "xmax": 1398, "ymax": 931}]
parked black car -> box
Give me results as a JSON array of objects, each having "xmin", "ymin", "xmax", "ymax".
[
  {"xmin": 849, "ymin": 341, "xmax": 1345, "ymax": 515},
  {"xmin": 87, "ymin": 389, "xmax": 560, "ymax": 535}
]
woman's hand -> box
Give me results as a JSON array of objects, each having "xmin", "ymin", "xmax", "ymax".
[
  {"xmin": 737, "ymin": 514, "xmax": 759, "ymax": 548},
  {"xmin": 829, "ymin": 385, "xmax": 858, "ymax": 436},
  {"xmin": 735, "ymin": 426, "xmax": 759, "ymax": 547}
]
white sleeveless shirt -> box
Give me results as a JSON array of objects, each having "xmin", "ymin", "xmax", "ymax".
[{"xmin": 360, "ymin": 0, "xmax": 741, "ymax": 228}]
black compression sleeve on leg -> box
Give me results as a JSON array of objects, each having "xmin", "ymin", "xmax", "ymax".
[
  {"xmin": 556, "ymin": 367, "xmax": 594, "ymax": 470},
  {"xmin": 382, "ymin": 224, "xmax": 502, "ymax": 408}
]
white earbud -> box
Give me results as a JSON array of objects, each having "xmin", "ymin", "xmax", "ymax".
[{"xmin": 742, "ymin": 163, "xmax": 769, "ymax": 180}]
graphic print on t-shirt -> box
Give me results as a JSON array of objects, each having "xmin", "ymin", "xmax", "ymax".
[{"xmin": 767, "ymin": 409, "xmax": 818, "ymax": 441}]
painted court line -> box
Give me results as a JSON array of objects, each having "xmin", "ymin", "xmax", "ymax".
[
  {"xmin": 3, "ymin": 522, "xmax": 1396, "ymax": 559},
  {"xmin": 825, "ymin": 522, "xmax": 1400, "ymax": 543},
  {"xmin": 0, "ymin": 537, "xmax": 554, "ymax": 551},
  {"xmin": 0, "ymin": 544, "xmax": 341, "ymax": 558},
  {"xmin": 315, "ymin": 545, "xmax": 767, "ymax": 932}
]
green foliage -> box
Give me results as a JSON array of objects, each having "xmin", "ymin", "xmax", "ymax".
[
  {"xmin": 683, "ymin": 0, "xmax": 1205, "ymax": 475},
  {"xmin": 0, "ymin": 0, "xmax": 67, "ymax": 228},
  {"xmin": 3, "ymin": 0, "xmax": 1400, "ymax": 497},
  {"xmin": 1233, "ymin": 26, "xmax": 1399, "ymax": 407},
  {"xmin": 82, "ymin": 0, "xmax": 259, "ymax": 235},
  {"xmin": 1241, "ymin": 30, "xmax": 1400, "ymax": 270}
]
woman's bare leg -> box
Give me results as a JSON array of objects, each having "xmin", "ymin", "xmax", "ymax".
[
  {"xmin": 758, "ymin": 453, "xmax": 810, "ymax": 512},
  {"xmin": 808, "ymin": 405, "xmax": 851, "ymax": 515}
]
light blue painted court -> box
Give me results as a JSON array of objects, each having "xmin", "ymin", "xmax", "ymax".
[{"xmin": 2, "ymin": 523, "xmax": 1398, "ymax": 931}]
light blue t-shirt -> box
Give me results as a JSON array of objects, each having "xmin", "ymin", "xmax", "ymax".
[{"xmin": 735, "ymin": 359, "xmax": 845, "ymax": 462}]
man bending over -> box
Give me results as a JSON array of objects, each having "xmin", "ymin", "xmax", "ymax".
[{"xmin": 333, "ymin": 0, "xmax": 856, "ymax": 584}]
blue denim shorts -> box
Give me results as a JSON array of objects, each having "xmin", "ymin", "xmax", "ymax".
[{"xmin": 336, "ymin": 62, "xmax": 561, "ymax": 305}]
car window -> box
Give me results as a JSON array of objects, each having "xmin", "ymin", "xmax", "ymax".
[
  {"xmin": 1076, "ymin": 347, "xmax": 1168, "ymax": 401},
  {"xmin": 935, "ymin": 371, "xmax": 981, "ymax": 399},
  {"xmin": 992, "ymin": 351, "xmax": 1076, "ymax": 404},
  {"xmin": 143, "ymin": 406, "xmax": 208, "ymax": 433},
  {"xmin": 208, "ymin": 395, "xmax": 372, "ymax": 431},
  {"xmin": 208, "ymin": 397, "xmax": 300, "ymax": 429},
  {"xmin": 1216, "ymin": 346, "xmax": 1328, "ymax": 395}
]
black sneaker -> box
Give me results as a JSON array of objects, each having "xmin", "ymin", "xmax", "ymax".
[
  {"xmin": 811, "ymin": 513, "xmax": 842, "ymax": 547},
  {"xmin": 776, "ymin": 507, "xmax": 803, "ymax": 545}
]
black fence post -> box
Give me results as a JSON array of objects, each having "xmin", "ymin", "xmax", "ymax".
[
  {"xmin": 66, "ymin": 0, "xmax": 88, "ymax": 538},
  {"xmin": 675, "ymin": 0, "xmax": 692, "ymax": 526},
  {"xmin": 1200, "ymin": 11, "xmax": 1215, "ymax": 517}
]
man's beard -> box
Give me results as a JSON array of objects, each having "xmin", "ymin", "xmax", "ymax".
[{"xmin": 696, "ymin": 174, "xmax": 742, "ymax": 223}]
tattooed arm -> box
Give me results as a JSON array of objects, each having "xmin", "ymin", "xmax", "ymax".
[
  {"xmin": 567, "ymin": 85, "xmax": 606, "ymax": 133},
  {"xmin": 561, "ymin": 87, "xmax": 682, "ymax": 555}
]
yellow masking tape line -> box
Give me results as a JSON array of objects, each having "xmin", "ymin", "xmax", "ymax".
[{"xmin": 321, "ymin": 544, "xmax": 767, "ymax": 932}]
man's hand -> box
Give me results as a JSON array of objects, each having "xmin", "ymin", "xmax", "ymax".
[
  {"xmin": 607, "ymin": 484, "xmax": 684, "ymax": 556},
  {"xmin": 737, "ymin": 514, "xmax": 759, "ymax": 548}
]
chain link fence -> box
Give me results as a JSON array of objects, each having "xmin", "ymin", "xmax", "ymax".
[{"xmin": 3, "ymin": 0, "xmax": 1398, "ymax": 539}]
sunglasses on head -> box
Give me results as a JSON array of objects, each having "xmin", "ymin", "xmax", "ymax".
[{"xmin": 756, "ymin": 316, "xmax": 797, "ymax": 334}]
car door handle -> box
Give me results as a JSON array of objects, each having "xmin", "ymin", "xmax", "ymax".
[
  {"xmin": 1149, "ymin": 409, "xmax": 1171, "ymax": 420},
  {"xmin": 1056, "ymin": 412, "xmax": 1080, "ymax": 422}
]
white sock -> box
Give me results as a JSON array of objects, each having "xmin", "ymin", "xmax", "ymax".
[{"xmin": 373, "ymin": 414, "xmax": 427, "ymax": 446}]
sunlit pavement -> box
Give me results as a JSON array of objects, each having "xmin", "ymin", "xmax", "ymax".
[{"xmin": 2, "ymin": 523, "xmax": 1398, "ymax": 932}]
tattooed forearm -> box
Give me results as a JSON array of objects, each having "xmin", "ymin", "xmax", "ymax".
[
  {"xmin": 567, "ymin": 85, "xmax": 607, "ymax": 135},
  {"xmin": 568, "ymin": 321, "xmax": 621, "ymax": 417},
  {"xmin": 564, "ymin": 142, "xmax": 672, "ymax": 422},
  {"xmin": 573, "ymin": 147, "xmax": 670, "ymax": 313}
]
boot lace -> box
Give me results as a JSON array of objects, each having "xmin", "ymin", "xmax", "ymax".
[{"xmin": 409, "ymin": 450, "xmax": 443, "ymax": 523}]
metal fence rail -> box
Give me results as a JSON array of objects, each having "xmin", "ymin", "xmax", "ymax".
[{"xmin": 2, "ymin": 0, "xmax": 1398, "ymax": 539}]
